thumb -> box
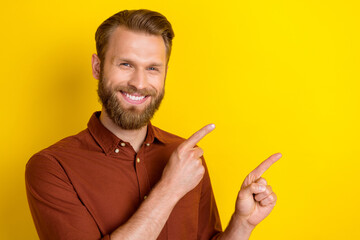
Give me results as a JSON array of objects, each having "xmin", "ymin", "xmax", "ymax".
[{"xmin": 238, "ymin": 182, "xmax": 267, "ymax": 200}]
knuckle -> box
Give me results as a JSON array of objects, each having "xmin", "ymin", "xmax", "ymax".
[
  {"xmin": 192, "ymin": 131, "xmax": 201, "ymax": 139},
  {"xmin": 238, "ymin": 190, "xmax": 245, "ymax": 199},
  {"xmin": 175, "ymin": 151, "xmax": 182, "ymax": 160},
  {"xmin": 272, "ymin": 192, "xmax": 277, "ymax": 202},
  {"xmin": 260, "ymin": 200, "xmax": 267, "ymax": 206},
  {"xmin": 260, "ymin": 177, "xmax": 267, "ymax": 185},
  {"xmin": 174, "ymin": 147, "xmax": 181, "ymax": 155},
  {"xmin": 263, "ymin": 186, "xmax": 271, "ymax": 195},
  {"xmin": 250, "ymin": 183, "xmax": 258, "ymax": 191},
  {"xmin": 177, "ymin": 145, "xmax": 185, "ymax": 153},
  {"xmin": 268, "ymin": 194, "xmax": 273, "ymax": 201},
  {"xmin": 247, "ymin": 173, "xmax": 256, "ymax": 183},
  {"xmin": 199, "ymin": 165, "xmax": 205, "ymax": 175},
  {"xmin": 244, "ymin": 174, "xmax": 253, "ymax": 185},
  {"xmin": 188, "ymin": 151, "xmax": 195, "ymax": 159}
]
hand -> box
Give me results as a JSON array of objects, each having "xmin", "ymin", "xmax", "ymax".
[
  {"xmin": 161, "ymin": 124, "xmax": 215, "ymax": 200},
  {"xmin": 235, "ymin": 153, "xmax": 282, "ymax": 228}
]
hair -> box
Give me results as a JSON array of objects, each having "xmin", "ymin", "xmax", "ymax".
[{"xmin": 95, "ymin": 9, "xmax": 175, "ymax": 67}]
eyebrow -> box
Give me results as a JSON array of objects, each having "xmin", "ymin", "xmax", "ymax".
[{"xmin": 112, "ymin": 57, "xmax": 164, "ymax": 67}]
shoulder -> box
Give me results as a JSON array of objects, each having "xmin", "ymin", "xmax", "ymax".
[
  {"xmin": 26, "ymin": 128, "xmax": 93, "ymax": 168},
  {"xmin": 48, "ymin": 129, "xmax": 93, "ymax": 152},
  {"xmin": 152, "ymin": 125, "xmax": 186, "ymax": 145}
]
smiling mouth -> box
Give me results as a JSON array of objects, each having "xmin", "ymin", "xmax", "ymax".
[{"xmin": 120, "ymin": 91, "xmax": 149, "ymax": 105}]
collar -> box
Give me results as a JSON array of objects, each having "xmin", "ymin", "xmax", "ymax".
[{"xmin": 87, "ymin": 111, "xmax": 166, "ymax": 155}]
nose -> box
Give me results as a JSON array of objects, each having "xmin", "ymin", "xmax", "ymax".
[{"xmin": 128, "ymin": 68, "xmax": 147, "ymax": 90}]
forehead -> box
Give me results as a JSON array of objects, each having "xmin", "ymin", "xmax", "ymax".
[{"xmin": 105, "ymin": 26, "xmax": 167, "ymax": 64}]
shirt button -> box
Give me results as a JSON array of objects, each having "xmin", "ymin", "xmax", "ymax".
[
  {"xmin": 136, "ymin": 158, "xmax": 141, "ymax": 163},
  {"xmin": 120, "ymin": 142, "xmax": 126, "ymax": 147},
  {"xmin": 145, "ymin": 143, "xmax": 150, "ymax": 146},
  {"xmin": 144, "ymin": 195, "xmax": 147, "ymax": 200},
  {"xmin": 114, "ymin": 148, "xmax": 119, "ymax": 153}
]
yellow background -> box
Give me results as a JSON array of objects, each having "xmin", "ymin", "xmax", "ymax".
[{"xmin": 1, "ymin": 0, "xmax": 359, "ymax": 239}]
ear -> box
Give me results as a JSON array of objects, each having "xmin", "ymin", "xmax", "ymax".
[{"xmin": 91, "ymin": 53, "xmax": 101, "ymax": 80}]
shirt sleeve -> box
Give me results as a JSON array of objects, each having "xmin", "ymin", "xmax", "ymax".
[
  {"xmin": 25, "ymin": 153, "xmax": 110, "ymax": 240},
  {"xmin": 197, "ymin": 156, "xmax": 223, "ymax": 240}
]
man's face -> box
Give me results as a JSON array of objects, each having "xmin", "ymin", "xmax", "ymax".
[{"xmin": 97, "ymin": 26, "xmax": 167, "ymax": 130}]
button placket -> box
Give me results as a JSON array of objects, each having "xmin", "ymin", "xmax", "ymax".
[{"xmin": 134, "ymin": 152, "xmax": 151, "ymax": 202}]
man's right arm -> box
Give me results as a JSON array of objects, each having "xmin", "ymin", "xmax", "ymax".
[
  {"xmin": 26, "ymin": 124, "xmax": 215, "ymax": 240},
  {"xmin": 109, "ymin": 124, "xmax": 215, "ymax": 240},
  {"xmin": 108, "ymin": 175, "xmax": 182, "ymax": 239}
]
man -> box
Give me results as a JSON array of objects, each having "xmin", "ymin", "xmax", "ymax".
[{"xmin": 26, "ymin": 9, "xmax": 281, "ymax": 240}]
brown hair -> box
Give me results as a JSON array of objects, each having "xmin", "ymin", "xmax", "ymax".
[{"xmin": 95, "ymin": 9, "xmax": 175, "ymax": 66}]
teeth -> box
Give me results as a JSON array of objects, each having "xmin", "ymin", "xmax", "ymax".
[{"xmin": 124, "ymin": 92, "xmax": 145, "ymax": 101}]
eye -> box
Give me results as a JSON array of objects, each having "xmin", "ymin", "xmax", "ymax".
[
  {"xmin": 119, "ymin": 63, "xmax": 131, "ymax": 67},
  {"xmin": 148, "ymin": 67, "xmax": 159, "ymax": 71}
]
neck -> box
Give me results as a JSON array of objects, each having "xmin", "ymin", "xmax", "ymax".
[{"xmin": 99, "ymin": 107, "xmax": 148, "ymax": 153}]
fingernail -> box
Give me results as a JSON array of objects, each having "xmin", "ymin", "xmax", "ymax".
[
  {"xmin": 209, "ymin": 124, "xmax": 215, "ymax": 129},
  {"xmin": 259, "ymin": 185, "xmax": 266, "ymax": 191}
]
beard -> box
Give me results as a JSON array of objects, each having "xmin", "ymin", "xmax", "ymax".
[{"xmin": 97, "ymin": 74, "xmax": 164, "ymax": 130}]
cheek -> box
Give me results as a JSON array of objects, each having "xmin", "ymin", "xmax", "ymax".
[
  {"xmin": 106, "ymin": 72, "xmax": 131, "ymax": 88},
  {"xmin": 153, "ymin": 81, "xmax": 165, "ymax": 95},
  {"xmin": 148, "ymin": 73, "xmax": 165, "ymax": 89}
]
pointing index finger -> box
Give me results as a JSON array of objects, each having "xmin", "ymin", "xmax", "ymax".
[
  {"xmin": 251, "ymin": 153, "xmax": 282, "ymax": 179},
  {"xmin": 181, "ymin": 124, "xmax": 216, "ymax": 149}
]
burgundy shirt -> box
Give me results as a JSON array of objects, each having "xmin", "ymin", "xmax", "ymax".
[{"xmin": 26, "ymin": 112, "xmax": 222, "ymax": 240}]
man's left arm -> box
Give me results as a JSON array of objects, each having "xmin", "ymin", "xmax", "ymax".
[{"xmin": 218, "ymin": 153, "xmax": 282, "ymax": 240}]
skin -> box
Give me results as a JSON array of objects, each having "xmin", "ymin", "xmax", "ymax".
[
  {"xmin": 91, "ymin": 26, "xmax": 281, "ymax": 240},
  {"xmin": 92, "ymin": 26, "xmax": 168, "ymax": 152}
]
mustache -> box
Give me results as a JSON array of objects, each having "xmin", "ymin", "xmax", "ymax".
[{"xmin": 114, "ymin": 85, "xmax": 157, "ymax": 96}]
